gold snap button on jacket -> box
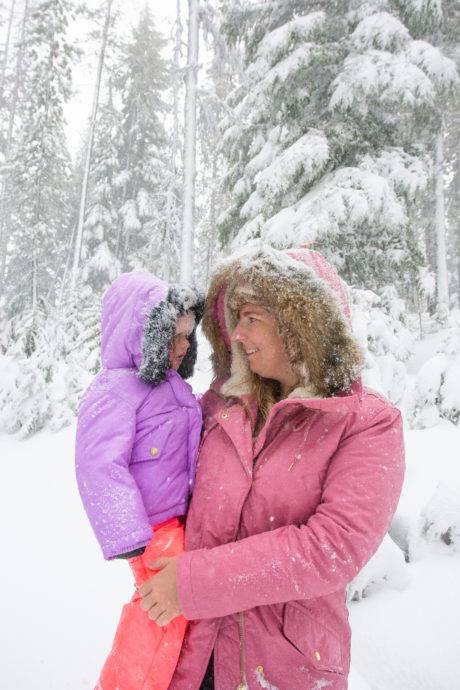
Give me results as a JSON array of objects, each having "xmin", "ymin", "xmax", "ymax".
[
  {"xmin": 256, "ymin": 665, "xmax": 264, "ymax": 674},
  {"xmin": 314, "ymin": 651, "xmax": 321, "ymax": 661},
  {"xmin": 150, "ymin": 447, "xmax": 159, "ymax": 457},
  {"xmin": 221, "ymin": 410, "xmax": 229, "ymax": 419}
]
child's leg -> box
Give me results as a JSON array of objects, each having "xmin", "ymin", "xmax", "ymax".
[{"xmin": 96, "ymin": 518, "xmax": 187, "ymax": 690}]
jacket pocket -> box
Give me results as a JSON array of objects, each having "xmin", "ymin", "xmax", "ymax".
[
  {"xmin": 283, "ymin": 602, "xmax": 344, "ymax": 675},
  {"xmin": 130, "ymin": 422, "xmax": 173, "ymax": 464}
]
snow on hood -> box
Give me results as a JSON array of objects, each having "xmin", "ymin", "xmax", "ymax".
[
  {"xmin": 100, "ymin": 272, "xmax": 204, "ymax": 384},
  {"xmin": 202, "ymin": 243, "xmax": 363, "ymax": 398}
]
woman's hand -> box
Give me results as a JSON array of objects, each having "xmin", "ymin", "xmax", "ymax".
[{"xmin": 139, "ymin": 556, "xmax": 182, "ymax": 626}]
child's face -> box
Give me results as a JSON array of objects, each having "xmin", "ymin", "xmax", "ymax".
[{"xmin": 169, "ymin": 312, "xmax": 195, "ymax": 370}]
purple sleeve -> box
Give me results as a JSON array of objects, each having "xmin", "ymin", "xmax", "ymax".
[{"xmin": 75, "ymin": 389, "xmax": 152, "ymax": 560}]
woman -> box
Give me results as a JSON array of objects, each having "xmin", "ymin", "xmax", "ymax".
[{"xmin": 139, "ymin": 246, "xmax": 405, "ymax": 690}]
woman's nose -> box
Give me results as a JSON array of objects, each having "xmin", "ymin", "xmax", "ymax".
[{"xmin": 231, "ymin": 326, "xmax": 245, "ymax": 343}]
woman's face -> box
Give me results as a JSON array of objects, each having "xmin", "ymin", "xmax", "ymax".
[
  {"xmin": 231, "ymin": 303, "xmax": 298, "ymax": 390},
  {"xmin": 169, "ymin": 312, "xmax": 195, "ymax": 370}
]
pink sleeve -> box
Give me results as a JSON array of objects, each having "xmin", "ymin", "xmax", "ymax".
[{"xmin": 177, "ymin": 407, "xmax": 404, "ymax": 620}]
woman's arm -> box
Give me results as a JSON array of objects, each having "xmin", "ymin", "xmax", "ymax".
[{"xmin": 176, "ymin": 404, "xmax": 404, "ymax": 619}]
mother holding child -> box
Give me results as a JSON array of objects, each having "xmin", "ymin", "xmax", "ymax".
[{"xmin": 76, "ymin": 245, "xmax": 404, "ymax": 690}]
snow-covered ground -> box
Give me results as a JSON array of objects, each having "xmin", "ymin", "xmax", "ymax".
[
  {"xmin": 1, "ymin": 419, "xmax": 459, "ymax": 690},
  {"xmin": 1, "ymin": 334, "xmax": 459, "ymax": 690}
]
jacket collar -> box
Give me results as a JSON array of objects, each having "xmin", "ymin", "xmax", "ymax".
[
  {"xmin": 252, "ymin": 380, "xmax": 363, "ymax": 458},
  {"xmin": 205, "ymin": 379, "xmax": 362, "ymax": 473}
]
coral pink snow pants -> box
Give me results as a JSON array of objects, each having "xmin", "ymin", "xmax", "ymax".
[{"xmin": 96, "ymin": 518, "xmax": 187, "ymax": 690}]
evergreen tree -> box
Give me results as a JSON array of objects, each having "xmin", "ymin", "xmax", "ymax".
[
  {"xmin": 218, "ymin": 0, "xmax": 457, "ymax": 297},
  {"xmin": 194, "ymin": 0, "xmax": 243, "ymax": 287},
  {"xmin": 0, "ymin": 0, "xmax": 30, "ymax": 288},
  {"xmin": 61, "ymin": 0, "xmax": 124, "ymax": 300},
  {"xmin": 80, "ymin": 86, "xmax": 122, "ymax": 294},
  {"xmin": 393, "ymin": 0, "xmax": 459, "ymax": 317},
  {"xmin": 0, "ymin": 289, "xmax": 99, "ymax": 437},
  {"xmin": 446, "ymin": 106, "xmax": 460, "ymax": 306},
  {"xmin": 115, "ymin": 4, "xmax": 170, "ymax": 274},
  {"xmin": 0, "ymin": 0, "xmax": 14, "ymax": 155},
  {"xmin": 3, "ymin": 0, "xmax": 75, "ymax": 315},
  {"xmin": 442, "ymin": 0, "xmax": 460, "ymax": 306}
]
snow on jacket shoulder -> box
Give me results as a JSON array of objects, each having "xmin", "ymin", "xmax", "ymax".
[{"xmin": 75, "ymin": 272, "xmax": 203, "ymax": 560}]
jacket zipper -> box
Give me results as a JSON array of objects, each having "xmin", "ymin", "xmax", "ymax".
[{"xmin": 237, "ymin": 610, "xmax": 248, "ymax": 689}]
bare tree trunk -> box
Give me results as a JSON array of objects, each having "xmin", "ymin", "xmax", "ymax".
[
  {"xmin": 205, "ymin": 154, "xmax": 218, "ymax": 286},
  {"xmin": 0, "ymin": 0, "xmax": 16, "ymax": 97},
  {"xmin": 57, "ymin": 222, "xmax": 77, "ymax": 308},
  {"xmin": 162, "ymin": 181, "xmax": 176, "ymax": 282},
  {"xmin": 32, "ymin": 256, "xmax": 37, "ymax": 312},
  {"xmin": 115, "ymin": 125, "xmax": 133, "ymax": 266},
  {"xmin": 0, "ymin": 0, "xmax": 29, "ymax": 292},
  {"xmin": 180, "ymin": 0, "xmax": 199, "ymax": 284},
  {"xmin": 172, "ymin": 0, "xmax": 182, "ymax": 176},
  {"xmin": 69, "ymin": 0, "xmax": 113, "ymax": 295},
  {"xmin": 435, "ymin": 129, "xmax": 449, "ymax": 323},
  {"xmin": 162, "ymin": 0, "xmax": 183, "ymax": 282}
]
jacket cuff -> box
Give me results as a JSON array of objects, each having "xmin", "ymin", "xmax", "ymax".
[
  {"xmin": 177, "ymin": 550, "xmax": 201, "ymax": 620},
  {"xmin": 103, "ymin": 528, "xmax": 152, "ymax": 560},
  {"xmin": 113, "ymin": 545, "xmax": 146, "ymax": 560}
]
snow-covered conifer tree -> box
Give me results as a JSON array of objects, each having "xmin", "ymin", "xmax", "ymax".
[
  {"xmin": 439, "ymin": 0, "xmax": 459, "ymax": 308},
  {"xmin": 0, "ymin": 0, "xmax": 16, "ymax": 126},
  {"xmin": 396, "ymin": 0, "xmax": 459, "ymax": 319},
  {"xmin": 80, "ymin": 85, "xmax": 121, "ymax": 294},
  {"xmin": 194, "ymin": 0, "xmax": 242, "ymax": 287},
  {"xmin": 0, "ymin": 0, "xmax": 29, "ymax": 289},
  {"xmin": 3, "ymin": 0, "xmax": 75, "ymax": 315},
  {"xmin": 114, "ymin": 4, "xmax": 170, "ymax": 274},
  {"xmin": 218, "ymin": 0, "xmax": 457, "ymax": 297},
  {"xmin": 446, "ymin": 110, "xmax": 459, "ymax": 305},
  {"xmin": 444, "ymin": 1, "xmax": 460, "ymax": 305},
  {"xmin": 69, "ymin": 0, "xmax": 115, "ymax": 295}
]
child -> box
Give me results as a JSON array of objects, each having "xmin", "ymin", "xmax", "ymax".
[{"xmin": 75, "ymin": 271, "xmax": 204, "ymax": 690}]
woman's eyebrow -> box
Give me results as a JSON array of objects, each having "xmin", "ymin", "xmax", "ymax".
[{"xmin": 240, "ymin": 308, "xmax": 258, "ymax": 316}]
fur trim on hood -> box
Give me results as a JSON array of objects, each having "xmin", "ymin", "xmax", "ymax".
[
  {"xmin": 202, "ymin": 245, "xmax": 363, "ymax": 399},
  {"xmin": 100, "ymin": 271, "xmax": 204, "ymax": 386},
  {"xmin": 139, "ymin": 285, "xmax": 204, "ymax": 385}
]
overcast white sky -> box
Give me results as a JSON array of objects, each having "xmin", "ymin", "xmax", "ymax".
[
  {"xmin": 0, "ymin": 0, "xmax": 199, "ymax": 156},
  {"xmin": 66, "ymin": 0, "xmax": 188, "ymax": 155}
]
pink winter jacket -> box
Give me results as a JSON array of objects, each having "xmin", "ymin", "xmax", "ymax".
[{"xmin": 170, "ymin": 248, "xmax": 405, "ymax": 690}]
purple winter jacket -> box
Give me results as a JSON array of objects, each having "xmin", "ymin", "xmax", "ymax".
[{"xmin": 75, "ymin": 272, "xmax": 203, "ymax": 560}]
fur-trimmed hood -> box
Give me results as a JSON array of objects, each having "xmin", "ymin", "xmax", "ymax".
[
  {"xmin": 101, "ymin": 272, "xmax": 204, "ymax": 385},
  {"xmin": 202, "ymin": 245, "xmax": 363, "ymax": 398}
]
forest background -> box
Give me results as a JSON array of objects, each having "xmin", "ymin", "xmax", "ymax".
[
  {"xmin": 0, "ymin": 1, "xmax": 460, "ymax": 688},
  {"xmin": 0, "ymin": 0, "xmax": 459, "ymax": 437}
]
